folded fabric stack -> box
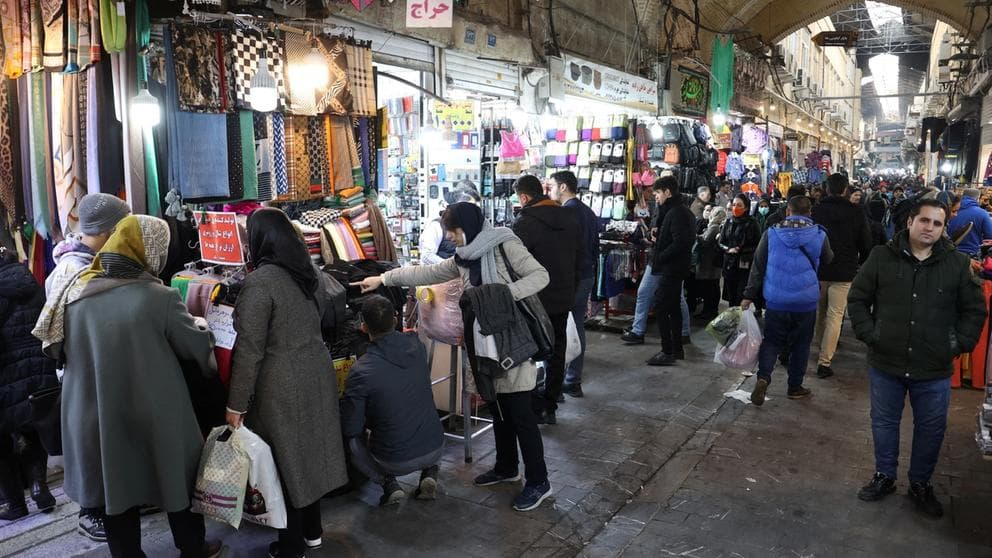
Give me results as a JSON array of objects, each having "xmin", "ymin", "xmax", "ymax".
[
  {"xmin": 346, "ymin": 206, "xmax": 376, "ymax": 260},
  {"xmin": 320, "ymin": 219, "xmax": 365, "ymax": 263},
  {"xmin": 333, "ymin": 186, "xmax": 365, "ymax": 208},
  {"xmin": 294, "ymin": 222, "xmax": 324, "ymax": 263}
]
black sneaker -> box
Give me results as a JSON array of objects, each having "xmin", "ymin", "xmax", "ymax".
[
  {"xmin": 778, "ymin": 352, "xmax": 790, "ymax": 367},
  {"xmin": 77, "ymin": 512, "xmax": 107, "ymax": 542},
  {"xmin": 647, "ymin": 351, "xmax": 677, "ymax": 366},
  {"xmin": 562, "ymin": 383, "xmax": 584, "ymax": 398},
  {"xmin": 787, "ymin": 387, "xmax": 812, "ymax": 399},
  {"xmin": 857, "ymin": 472, "xmax": 896, "ymax": 502},
  {"xmin": 537, "ymin": 409, "xmax": 557, "ymax": 425},
  {"xmin": 512, "ymin": 480, "xmax": 553, "ymax": 512},
  {"xmin": 380, "ymin": 477, "xmax": 405, "ymax": 506},
  {"xmin": 621, "ymin": 330, "xmax": 645, "ymax": 345},
  {"xmin": 556, "ymin": 393, "xmax": 565, "ymax": 404},
  {"xmin": 750, "ymin": 378, "xmax": 769, "ymax": 406},
  {"xmin": 673, "ymin": 348, "xmax": 686, "ymax": 360},
  {"xmin": 0, "ymin": 502, "xmax": 28, "ymax": 521},
  {"xmin": 474, "ymin": 469, "xmax": 521, "ymax": 486},
  {"xmin": 268, "ymin": 541, "xmax": 304, "ymax": 558},
  {"xmin": 816, "ymin": 365, "xmax": 834, "ymax": 379},
  {"xmin": 415, "ymin": 466, "xmax": 439, "ymax": 500},
  {"xmin": 680, "ymin": 335, "xmax": 692, "ymax": 345},
  {"xmin": 908, "ymin": 481, "xmax": 944, "ymax": 518}
]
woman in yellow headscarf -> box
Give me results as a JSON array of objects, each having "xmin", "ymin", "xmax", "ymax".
[{"xmin": 57, "ymin": 215, "xmax": 222, "ymax": 558}]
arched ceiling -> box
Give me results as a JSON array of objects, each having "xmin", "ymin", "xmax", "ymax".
[{"xmin": 664, "ymin": 0, "xmax": 976, "ymax": 54}]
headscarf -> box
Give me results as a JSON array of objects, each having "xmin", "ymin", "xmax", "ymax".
[
  {"xmin": 33, "ymin": 215, "xmax": 170, "ymax": 357},
  {"xmin": 447, "ymin": 202, "xmax": 485, "ymax": 286},
  {"xmin": 247, "ymin": 208, "xmax": 318, "ymax": 299}
]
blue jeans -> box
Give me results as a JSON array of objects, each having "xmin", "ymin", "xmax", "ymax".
[
  {"xmin": 632, "ymin": 264, "xmax": 690, "ymax": 337},
  {"xmin": 869, "ymin": 368, "xmax": 951, "ymax": 483},
  {"xmin": 756, "ymin": 309, "xmax": 815, "ymax": 389},
  {"xmin": 565, "ymin": 276, "xmax": 595, "ymax": 386}
]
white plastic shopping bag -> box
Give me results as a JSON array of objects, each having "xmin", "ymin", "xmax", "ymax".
[
  {"xmin": 239, "ymin": 428, "xmax": 288, "ymax": 529},
  {"xmin": 714, "ymin": 307, "xmax": 763, "ymax": 370},
  {"xmin": 564, "ymin": 313, "xmax": 581, "ymax": 364},
  {"xmin": 192, "ymin": 426, "xmax": 250, "ymax": 528}
]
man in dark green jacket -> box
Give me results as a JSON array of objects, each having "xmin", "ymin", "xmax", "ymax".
[{"xmin": 848, "ymin": 199, "xmax": 987, "ymax": 518}]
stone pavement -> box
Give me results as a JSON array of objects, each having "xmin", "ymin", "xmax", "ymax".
[{"xmin": 3, "ymin": 317, "xmax": 991, "ymax": 557}]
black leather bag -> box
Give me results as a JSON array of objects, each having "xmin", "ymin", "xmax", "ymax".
[
  {"xmin": 498, "ymin": 245, "xmax": 555, "ymax": 361},
  {"xmin": 29, "ymin": 386, "xmax": 62, "ymax": 456}
]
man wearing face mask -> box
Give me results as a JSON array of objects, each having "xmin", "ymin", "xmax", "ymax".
[
  {"xmin": 512, "ymin": 176, "xmax": 584, "ymax": 424},
  {"xmin": 689, "ymin": 186, "xmax": 712, "ymax": 221},
  {"xmin": 755, "ymin": 199, "xmax": 772, "ymax": 230}
]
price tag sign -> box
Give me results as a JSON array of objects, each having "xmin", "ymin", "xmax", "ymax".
[
  {"xmin": 205, "ymin": 304, "xmax": 237, "ymax": 350},
  {"xmin": 193, "ymin": 211, "xmax": 245, "ymax": 265}
]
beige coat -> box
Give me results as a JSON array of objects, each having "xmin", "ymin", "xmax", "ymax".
[{"xmin": 382, "ymin": 236, "xmax": 548, "ymax": 393}]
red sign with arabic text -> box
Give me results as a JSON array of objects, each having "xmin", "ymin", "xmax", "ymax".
[
  {"xmin": 406, "ymin": 0, "xmax": 452, "ymax": 28},
  {"xmin": 193, "ymin": 211, "xmax": 245, "ymax": 265}
]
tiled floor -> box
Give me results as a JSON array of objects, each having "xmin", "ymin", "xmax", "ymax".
[{"xmin": 5, "ymin": 318, "xmax": 991, "ymax": 557}]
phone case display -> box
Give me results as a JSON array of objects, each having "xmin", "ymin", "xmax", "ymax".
[
  {"xmin": 425, "ymin": 100, "xmax": 482, "ymax": 225},
  {"xmin": 481, "ymin": 116, "xmax": 522, "ymax": 226},
  {"xmin": 378, "ymin": 96, "xmax": 423, "ymax": 262},
  {"xmin": 540, "ymin": 114, "xmax": 633, "ymax": 221}
]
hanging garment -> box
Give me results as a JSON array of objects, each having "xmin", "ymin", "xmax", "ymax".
[
  {"xmin": 52, "ymin": 73, "xmax": 87, "ymax": 234},
  {"xmin": 315, "ymin": 36, "xmax": 351, "ymax": 116},
  {"xmin": 85, "ymin": 60, "xmax": 123, "ymax": 196},
  {"xmin": 27, "ymin": 72, "xmax": 54, "ymax": 239},
  {"xmin": 328, "ymin": 115, "xmax": 354, "ymax": 192},
  {"xmin": 284, "ymin": 31, "xmax": 320, "ymax": 115},
  {"xmin": 709, "ymin": 35, "xmax": 734, "ymax": 115},
  {"xmin": 725, "ymin": 152, "xmax": 744, "ymax": 181},
  {"xmin": 225, "ymin": 113, "xmax": 245, "ymax": 201},
  {"xmin": 307, "ymin": 115, "xmax": 328, "ymax": 196},
  {"xmin": 344, "ymin": 42, "xmax": 375, "ymax": 117},
  {"xmin": 237, "ymin": 112, "xmax": 257, "ymax": 201},
  {"xmin": 165, "ymin": 27, "xmax": 230, "ymax": 201},
  {"xmin": 17, "ymin": 77, "xmax": 31, "ymax": 221},
  {"xmin": 358, "ymin": 116, "xmax": 373, "ymax": 188},
  {"xmin": 253, "ymin": 112, "xmax": 274, "ymax": 201},
  {"xmin": 271, "ymin": 111, "xmax": 288, "ymax": 198},
  {"xmin": 169, "ymin": 23, "xmax": 232, "ymax": 113},
  {"xmin": 28, "ymin": 0, "xmax": 43, "ymax": 70},
  {"xmin": 229, "ymin": 27, "xmax": 287, "ymax": 111},
  {"xmin": 99, "ymin": 0, "xmax": 124, "ymax": 53},
  {"xmin": 283, "ymin": 115, "xmax": 311, "ymax": 200},
  {"xmin": 42, "ymin": 0, "xmax": 65, "ymax": 69},
  {"xmin": 742, "ymin": 125, "xmax": 767, "ymax": 154},
  {"xmin": 0, "ymin": 74, "xmax": 18, "ymax": 222}
]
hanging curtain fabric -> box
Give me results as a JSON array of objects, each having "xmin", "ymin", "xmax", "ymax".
[
  {"xmin": 1, "ymin": 0, "xmax": 24, "ymax": 78},
  {"xmin": 99, "ymin": 0, "xmax": 125, "ymax": 53},
  {"xmin": 709, "ymin": 35, "xmax": 734, "ymax": 116}
]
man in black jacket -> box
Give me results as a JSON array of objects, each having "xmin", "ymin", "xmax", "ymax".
[
  {"xmin": 513, "ymin": 175, "xmax": 583, "ymax": 425},
  {"xmin": 647, "ymin": 176, "xmax": 696, "ymax": 366},
  {"xmin": 848, "ymin": 200, "xmax": 986, "ymax": 517},
  {"xmin": 340, "ymin": 296, "xmax": 445, "ymax": 506},
  {"xmin": 811, "ymin": 174, "xmax": 873, "ymax": 379}
]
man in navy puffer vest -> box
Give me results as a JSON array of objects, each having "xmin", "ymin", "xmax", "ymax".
[{"xmin": 742, "ymin": 196, "xmax": 833, "ymax": 405}]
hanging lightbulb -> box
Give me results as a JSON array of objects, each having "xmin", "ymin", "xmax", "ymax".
[
  {"xmin": 941, "ymin": 161, "xmax": 952, "ymax": 173},
  {"xmin": 510, "ymin": 104, "xmax": 529, "ymax": 131},
  {"xmin": 796, "ymin": 116, "xmax": 802, "ymax": 123},
  {"xmin": 758, "ymin": 104, "xmax": 764, "ymax": 112},
  {"xmin": 712, "ymin": 104, "xmax": 726, "ymax": 127},
  {"xmin": 769, "ymin": 101, "xmax": 777, "ymax": 111},
  {"xmin": 650, "ymin": 120, "xmax": 664, "ymax": 141},
  {"xmin": 305, "ymin": 44, "xmax": 329, "ymax": 90},
  {"xmin": 250, "ymin": 56, "xmax": 278, "ymax": 113},
  {"xmin": 131, "ymin": 88, "xmax": 160, "ymax": 128}
]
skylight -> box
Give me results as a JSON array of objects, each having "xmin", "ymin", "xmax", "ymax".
[
  {"xmin": 868, "ymin": 53, "xmax": 901, "ymax": 120},
  {"xmin": 866, "ymin": 1, "xmax": 902, "ymax": 31}
]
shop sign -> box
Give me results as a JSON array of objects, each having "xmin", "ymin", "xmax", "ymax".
[
  {"xmin": 434, "ymin": 100, "xmax": 476, "ymax": 132},
  {"xmin": 406, "ymin": 0, "xmax": 453, "ymax": 28},
  {"xmin": 670, "ymin": 66, "xmax": 708, "ymax": 117},
  {"xmin": 560, "ymin": 54, "xmax": 658, "ymax": 112},
  {"xmin": 784, "ymin": 132, "xmax": 800, "ymax": 141},
  {"xmin": 812, "ymin": 31, "xmax": 858, "ymax": 48},
  {"xmin": 193, "ymin": 211, "xmax": 244, "ymax": 265}
]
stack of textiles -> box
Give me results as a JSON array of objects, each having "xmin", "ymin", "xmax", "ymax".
[
  {"xmin": 365, "ymin": 199, "xmax": 397, "ymax": 262},
  {"xmin": 345, "ymin": 206, "xmax": 376, "ymax": 260},
  {"xmin": 330, "ymin": 186, "xmax": 365, "ymax": 208},
  {"xmin": 321, "ymin": 218, "xmax": 365, "ymax": 263},
  {"xmin": 294, "ymin": 223, "xmax": 324, "ymax": 263}
]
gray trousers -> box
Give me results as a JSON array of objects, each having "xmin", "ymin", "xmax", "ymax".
[{"xmin": 348, "ymin": 436, "xmax": 442, "ymax": 485}]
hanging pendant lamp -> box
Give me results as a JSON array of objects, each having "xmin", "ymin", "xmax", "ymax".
[{"xmin": 250, "ymin": 56, "xmax": 279, "ymax": 112}]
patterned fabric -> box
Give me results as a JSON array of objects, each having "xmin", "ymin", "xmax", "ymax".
[
  {"xmin": 170, "ymin": 23, "xmax": 233, "ymax": 113},
  {"xmin": 328, "ymin": 115, "xmax": 353, "ymax": 193},
  {"xmin": 27, "ymin": 72, "xmax": 53, "ymax": 239},
  {"xmin": 86, "ymin": 0, "xmax": 100, "ymax": 62},
  {"xmin": 238, "ymin": 110, "xmax": 257, "ymax": 201},
  {"xmin": 271, "ymin": 111, "xmax": 287, "ymax": 198},
  {"xmin": 315, "ymin": 36, "xmax": 351, "ymax": 115},
  {"xmin": 0, "ymin": 0, "xmax": 23, "ymax": 77},
  {"xmin": 229, "ymin": 27, "xmax": 286, "ymax": 110},
  {"xmin": 0, "ymin": 76, "xmax": 17, "ymax": 220},
  {"xmin": 29, "ymin": 0, "xmax": 43, "ymax": 70},
  {"xmin": 253, "ymin": 112, "xmax": 273, "ymax": 201},
  {"xmin": 344, "ymin": 42, "xmax": 374, "ymax": 117},
  {"xmin": 299, "ymin": 207, "xmax": 341, "ymax": 229},
  {"xmin": 284, "ymin": 31, "xmax": 319, "ymax": 116},
  {"xmin": 307, "ymin": 115, "xmax": 327, "ymax": 196},
  {"xmin": 346, "ymin": 117, "xmax": 363, "ymax": 188},
  {"xmin": 54, "ymin": 73, "xmax": 87, "ymax": 234},
  {"xmin": 66, "ymin": 0, "xmax": 97, "ymax": 71},
  {"xmin": 42, "ymin": 0, "xmax": 65, "ymax": 69},
  {"xmin": 283, "ymin": 115, "xmax": 310, "ymax": 200},
  {"xmin": 225, "ymin": 113, "xmax": 245, "ymax": 201}
]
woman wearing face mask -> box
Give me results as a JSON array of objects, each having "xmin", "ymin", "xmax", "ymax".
[
  {"xmin": 755, "ymin": 199, "xmax": 772, "ymax": 231},
  {"xmin": 718, "ymin": 194, "xmax": 762, "ymax": 307},
  {"xmin": 694, "ymin": 206, "xmax": 727, "ymax": 320},
  {"xmin": 351, "ymin": 203, "xmax": 555, "ymax": 513}
]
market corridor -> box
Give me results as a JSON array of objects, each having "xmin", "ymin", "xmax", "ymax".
[{"xmin": 4, "ymin": 323, "xmax": 990, "ymax": 558}]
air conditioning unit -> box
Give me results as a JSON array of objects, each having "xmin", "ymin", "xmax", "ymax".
[{"xmin": 793, "ymin": 68, "xmax": 805, "ymax": 88}]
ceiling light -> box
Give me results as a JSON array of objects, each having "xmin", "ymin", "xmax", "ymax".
[
  {"xmin": 305, "ymin": 45, "xmax": 329, "ymax": 90},
  {"xmin": 713, "ymin": 104, "xmax": 726, "ymax": 127},
  {"xmin": 769, "ymin": 102, "xmax": 777, "ymax": 111},
  {"xmin": 131, "ymin": 88, "xmax": 160, "ymax": 128},
  {"xmin": 249, "ymin": 56, "xmax": 278, "ymax": 113}
]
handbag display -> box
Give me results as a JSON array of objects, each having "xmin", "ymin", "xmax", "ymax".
[
  {"xmin": 664, "ymin": 143, "xmax": 681, "ymax": 165},
  {"xmin": 498, "ymin": 245, "xmax": 555, "ymax": 362},
  {"xmin": 29, "ymin": 386, "xmax": 62, "ymax": 456}
]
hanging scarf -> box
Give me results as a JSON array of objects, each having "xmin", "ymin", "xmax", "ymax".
[
  {"xmin": 99, "ymin": 0, "xmax": 125, "ymax": 53},
  {"xmin": 33, "ymin": 215, "xmax": 169, "ymax": 357},
  {"xmin": 271, "ymin": 111, "xmax": 288, "ymax": 198},
  {"xmin": 27, "ymin": 72, "xmax": 52, "ymax": 239},
  {"xmin": 0, "ymin": 74, "xmax": 18, "ymax": 221},
  {"xmin": 0, "ymin": 0, "xmax": 24, "ymax": 78},
  {"xmin": 86, "ymin": 0, "xmax": 100, "ymax": 63},
  {"xmin": 247, "ymin": 208, "xmax": 317, "ymax": 299},
  {"xmin": 55, "ymin": 73, "xmax": 86, "ymax": 233},
  {"xmin": 28, "ymin": 0, "xmax": 44, "ymax": 70},
  {"xmin": 238, "ymin": 110, "xmax": 257, "ymax": 201},
  {"xmin": 453, "ymin": 219, "xmax": 518, "ymax": 287},
  {"xmin": 42, "ymin": 0, "xmax": 65, "ymax": 69}
]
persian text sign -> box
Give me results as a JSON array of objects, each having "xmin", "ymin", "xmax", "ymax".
[
  {"xmin": 193, "ymin": 211, "xmax": 244, "ymax": 265},
  {"xmin": 560, "ymin": 54, "xmax": 657, "ymax": 112},
  {"xmin": 406, "ymin": 0, "xmax": 453, "ymax": 28}
]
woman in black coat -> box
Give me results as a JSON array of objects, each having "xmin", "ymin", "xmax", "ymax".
[
  {"xmin": 718, "ymin": 194, "xmax": 762, "ymax": 307},
  {"xmin": 0, "ymin": 253, "xmax": 58, "ymax": 520}
]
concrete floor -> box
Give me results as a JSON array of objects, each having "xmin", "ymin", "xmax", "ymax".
[{"xmin": 2, "ymin": 316, "xmax": 991, "ymax": 558}]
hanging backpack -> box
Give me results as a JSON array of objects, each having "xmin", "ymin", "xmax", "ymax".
[
  {"xmin": 664, "ymin": 144, "xmax": 681, "ymax": 165},
  {"xmin": 662, "ymin": 122, "xmax": 682, "ymax": 144}
]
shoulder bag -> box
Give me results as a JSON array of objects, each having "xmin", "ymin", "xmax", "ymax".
[{"xmin": 498, "ymin": 245, "xmax": 555, "ymax": 362}]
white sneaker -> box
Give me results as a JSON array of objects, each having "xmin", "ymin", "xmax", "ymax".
[{"xmin": 304, "ymin": 537, "xmax": 322, "ymax": 550}]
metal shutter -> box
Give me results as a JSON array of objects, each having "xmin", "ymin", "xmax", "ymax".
[
  {"xmin": 983, "ymin": 95, "xmax": 992, "ymax": 145},
  {"xmin": 443, "ymin": 51, "xmax": 520, "ymax": 99},
  {"xmin": 334, "ymin": 19, "xmax": 435, "ymax": 73}
]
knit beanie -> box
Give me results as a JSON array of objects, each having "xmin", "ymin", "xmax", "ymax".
[
  {"xmin": 78, "ymin": 194, "xmax": 131, "ymax": 235},
  {"xmin": 964, "ymin": 188, "xmax": 981, "ymax": 200}
]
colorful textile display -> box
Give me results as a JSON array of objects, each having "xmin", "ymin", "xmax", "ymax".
[
  {"xmin": 230, "ymin": 27, "xmax": 287, "ymax": 110},
  {"xmin": 315, "ymin": 36, "xmax": 351, "ymax": 116},
  {"xmin": 253, "ymin": 112, "xmax": 274, "ymax": 201},
  {"xmin": 284, "ymin": 31, "xmax": 319, "ymax": 116},
  {"xmin": 42, "ymin": 0, "xmax": 65, "ymax": 69},
  {"xmin": 170, "ymin": 23, "xmax": 233, "ymax": 113},
  {"xmin": 1, "ymin": 0, "xmax": 24, "ymax": 77},
  {"xmin": 344, "ymin": 42, "xmax": 374, "ymax": 117},
  {"xmin": 283, "ymin": 114, "xmax": 311, "ymax": 200}
]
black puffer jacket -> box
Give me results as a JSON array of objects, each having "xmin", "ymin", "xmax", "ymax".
[
  {"xmin": 651, "ymin": 196, "xmax": 695, "ymax": 279},
  {"xmin": 811, "ymin": 196, "xmax": 873, "ymax": 282},
  {"xmin": 0, "ymin": 260, "xmax": 58, "ymax": 435},
  {"xmin": 513, "ymin": 199, "xmax": 582, "ymax": 315},
  {"xmin": 718, "ymin": 215, "xmax": 761, "ymax": 276},
  {"xmin": 848, "ymin": 231, "xmax": 987, "ymax": 380}
]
